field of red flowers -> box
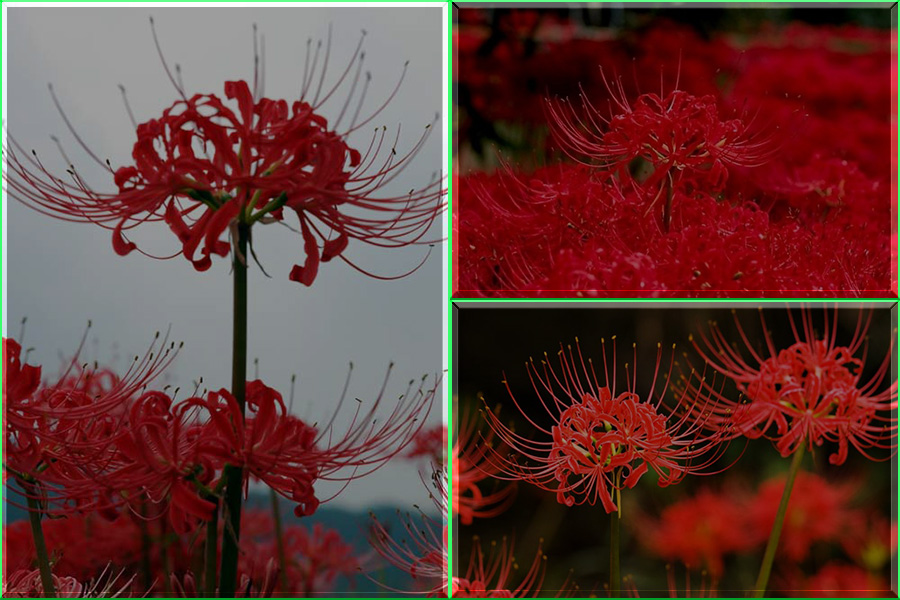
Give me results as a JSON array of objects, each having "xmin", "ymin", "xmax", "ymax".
[
  {"xmin": 453, "ymin": 305, "xmax": 897, "ymax": 597},
  {"xmin": 454, "ymin": 8, "xmax": 897, "ymax": 297}
]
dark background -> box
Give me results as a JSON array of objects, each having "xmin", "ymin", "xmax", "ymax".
[{"xmin": 453, "ymin": 303, "xmax": 896, "ymax": 595}]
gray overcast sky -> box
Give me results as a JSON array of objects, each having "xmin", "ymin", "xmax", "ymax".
[{"xmin": 4, "ymin": 5, "xmax": 446, "ymax": 509}]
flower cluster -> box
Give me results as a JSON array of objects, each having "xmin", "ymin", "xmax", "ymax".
[
  {"xmin": 636, "ymin": 471, "xmax": 895, "ymax": 595},
  {"xmin": 455, "ymin": 16, "xmax": 894, "ymax": 296},
  {"xmin": 4, "ymin": 337, "xmax": 437, "ymax": 532}
]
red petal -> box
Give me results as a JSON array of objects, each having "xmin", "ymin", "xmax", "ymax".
[
  {"xmin": 288, "ymin": 219, "xmax": 320, "ymax": 286},
  {"xmin": 321, "ymin": 232, "xmax": 349, "ymax": 262},
  {"xmin": 112, "ymin": 220, "xmax": 137, "ymax": 256}
]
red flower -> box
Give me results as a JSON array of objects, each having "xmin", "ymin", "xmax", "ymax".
[
  {"xmin": 480, "ymin": 338, "xmax": 733, "ymax": 512},
  {"xmin": 368, "ymin": 467, "xmax": 447, "ymax": 597},
  {"xmin": 238, "ymin": 512, "xmax": 361, "ymax": 596},
  {"xmin": 452, "ymin": 537, "xmax": 574, "ymax": 598},
  {"xmin": 637, "ymin": 487, "xmax": 755, "ymax": 577},
  {"xmin": 4, "ymin": 25, "xmax": 444, "ymax": 285},
  {"xmin": 199, "ymin": 371, "xmax": 439, "ymax": 518},
  {"xmin": 748, "ymin": 471, "xmax": 855, "ymax": 562},
  {"xmin": 3, "ymin": 565, "xmax": 134, "ymax": 598},
  {"xmin": 689, "ymin": 307, "xmax": 897, "ymax": 464},
  {"xmin": 406, "ymin": 423, "xmax": 448, "ymax": 465},
  {"xmin": 546, "ymin": 72, "xmax": 776, "ymax": 229},
  {"xmin": 453, "ymin": 406, "xmax": 516, "ymax": 525}
]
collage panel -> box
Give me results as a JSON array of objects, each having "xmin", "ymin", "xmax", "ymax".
[
  {"xmin": 3, "ymin": 4, "xmax": 448, "ymax": 598},
  {"xmin": 452, "ymin": 302, "xmax": 897, "ymax": 597},
  {"xmin": 452, "ymin": 4, "xmax": 897, "ymax": 298}
]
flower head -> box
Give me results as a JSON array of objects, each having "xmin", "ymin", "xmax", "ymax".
[
  {"xmin": 3, "ymin": 22, "xmax": 445, "ymax": 285},
  {"xmin": 689, "ymin": 307, "xmax": 897, "ymax": 464},
  {"xmin": 545, "ymin": 69, "xmax": 776, "ymax": 219},
  {"xmin": 198, "ymin": 368, "xmax": 439, "ymax": 518},
  {"xmin": 481, "ymin": 337, "xmax": 733, "ymax": 513}
]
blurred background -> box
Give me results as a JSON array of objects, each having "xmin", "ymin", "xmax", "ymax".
[{"xmin": 454, "ymin": 303, "xmax": 897, "ymax": 597}]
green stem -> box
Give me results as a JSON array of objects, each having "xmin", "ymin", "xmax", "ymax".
[
  {"xmin": 24, "ymin": 482, "xmax": 56, "ymax": 598},
  {"xmin": 269, "ymin": 488, "xmax": 291, "ymax": 595},
  {"xmin": 662, "ymin": 172, "xmax": 674, "ymax": 233},
  {"xmin": 204, "ymin": 497, "xmax": 219, "ymax": 597},
  {"xmin": 139, "ymin": 503, "xmax": 153, "ymax": 593},
  {"xmin": 752, "ymin": 443, "xmax": 806, "ymax": 598},
  {"xmin": 610, "ymin": 472, "xmax": 621, "ymax": 597},
  {"xmin": 161, "ymin": 519, "xmax": 174, "ymax": 598},
  {"xmin": 219, "ymin": 222, "xmax": 249, "ymax": 598}
]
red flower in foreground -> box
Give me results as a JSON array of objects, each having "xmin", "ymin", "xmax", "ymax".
[
  {"xmin": 3, "ymin": 566, "xmax": 134, "ymax": 598},
  {"xmin": 3, "ymin": 23, "xmax": 445, "ymax": 285},
  {"xmin": 453, "ymin": 537, "xmax": 577, "ymax": 598},
  {"xmin": 199, "ymin": 371, "xmax": 439, "ymax": 517},
  {"xmin": 481, "ymin": 338, "xmax": 733, "ymax": 512},
  {"xmin": 689, "ymin": 307, "xmax": 897, "ymax": 464}
]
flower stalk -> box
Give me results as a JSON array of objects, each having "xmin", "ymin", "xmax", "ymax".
[
  {"xmin": 23, "ymin": 481, "xmax": 57, "ymax": 598},
  {"xmin": 203, "ymin": 496, "xmax": 219, "ymax": 597},
  {"xmin": 270, "ymin": 487, "xmax": 291, "ymax": 595},
  {"xmin": 610, "ymin": 503, "xmax": 621, "ymax": 597},
  {"xmin": 752, "ymin": 443, "xmax": 806, "ymax": 597},
  {"xmin": 609, "ymin": 469, "xmax": 622, "ymax": 597},
  {"xmin": 219, "ymin": 221, "xmax": 250, "ymax": 598}
]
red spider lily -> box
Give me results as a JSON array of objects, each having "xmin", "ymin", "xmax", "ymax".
[
  {"xmin": 3, "ymin": 23, "xmax": 445, "ymax": 285},
  {"xmin": 3, "ymin": 514, "xmax": 142, "ymax": 582},
  {"xmin": 453, "ymin": 405, "xmax": 516, "ymax": 525},
  {"xmin": 453, "ymin": 537, "xmax": 575, "ymax": 598},
  {"xmin": 636, "ymin": 487, "xmax": 756, "ymax": 577},
  {"xmin": 367, "ymin": 466, "xmax": 447, "ymax": 596},
  {"xmin": 748, "ymin": 471, "xmax": 857, "ymax": 562},
  {"xmin": 240, "ymin": 520, "xmax": 362, "ymax": 596},
  {"xmin": 198, "ymin": 369, "xmax": 439, "ymax": 518},
  {"xmin": 3, "ymin": 565, "xmax": 134, "ymax": 598},
  {"xmin": 3, "ymin": 569, "xmax": 84, "ymax": 598},
  {"xmin": 546, "ymin": 71, "xmax": 776, "ymax": 228},
  {"xmin": 480, "ymin": 338, "xmax": 734, "ymax": 513},
  {"xmin": 689, "ymin": 307, "xmax": 898, "ymax": 464},
  {"xmin": 3, "ymin": 334, "xmax": 182, "ymax": 519}
]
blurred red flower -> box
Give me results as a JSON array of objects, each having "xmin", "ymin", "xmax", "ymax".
[
  {"xmin": 748, "ymin": 471, "xmax": 855, "ymax": 562},
  {"xmin": 453, "ymin": 406, "xmax": 516, "ymax": 525},
  {"xmin": 637, "ymin": 487, "xmax": 755, "ymax": 577}
]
